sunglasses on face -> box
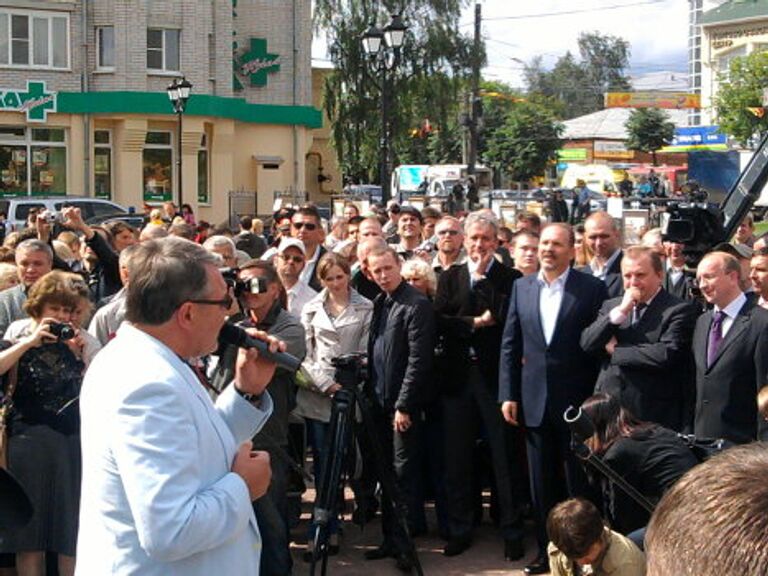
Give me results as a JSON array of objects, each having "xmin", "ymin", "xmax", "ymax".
[
  {"xmin": 292, "ymin": 222, "xmax": 317, "ymax": 231},
  {"xmin": 437, "ymin": 229, "xmax": 460, "ymax": 236}
]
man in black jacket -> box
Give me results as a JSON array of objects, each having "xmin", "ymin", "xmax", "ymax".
[
  {"xmin": 434, "ymin": 211, "xmax": 525, "ymax": 561},
  {"xmin": 365, "ymin": 246, "xmax": 434, "ymax": 573},
  {"xmin": 580, "ymin": 211, "xmax": 624, "ymax": 298},
  {"xmin": 580, "ymin": 246, "xmax": 698, "ymax": 431}
]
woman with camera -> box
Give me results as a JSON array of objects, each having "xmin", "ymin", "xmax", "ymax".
[
  {"xmin": 0, "ymin": 271, "xmax": 100, "ymax": 576},
  {"xmin": 295, "ymin": 253, "xmax": 373, "ymax": 559},
  {"xmin": 579, "ymin": 393, "xmax": 698, "ymax": 540}
]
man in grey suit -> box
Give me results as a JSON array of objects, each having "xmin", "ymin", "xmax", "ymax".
[
  {"xmin": 693, "ymin": 251, "xmax": 768, "ymax": 444},
  {"xmin": 581, "ymin": 246, "xmax": 698, "ymax": 431}
]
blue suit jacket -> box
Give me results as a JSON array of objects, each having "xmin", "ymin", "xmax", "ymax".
[{"xmin": 498, "ymin": 268, "xmax": 608, "ymax": 428}]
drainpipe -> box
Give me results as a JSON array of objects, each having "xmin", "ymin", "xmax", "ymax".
[
  {"xmin": 81, "ymin": 0, "xmax": 91, "ymax": 197},
  {"xmin": 292, "ymin": 0, "xmax": 300, "ymax": 197}
]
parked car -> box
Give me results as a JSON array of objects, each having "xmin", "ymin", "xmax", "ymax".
[
  {"xmin": 85, "ymin": 212, "xmax": 146, "ymax": 229},
  {"xmin": 0, "ymin": 196, "xmax": 129, "ymax": 230}
]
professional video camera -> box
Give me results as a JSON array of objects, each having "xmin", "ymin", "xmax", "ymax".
[
  {"xmin": 331, "ymin": 353, "xmax": 368, "ymax": 389},
  {"xmin": 663, "ymin": 132, "xmax": 768, "ymax": 267}
]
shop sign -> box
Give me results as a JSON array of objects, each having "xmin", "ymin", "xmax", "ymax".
[
  {"xmin": 0, "ymin": 81, "xmax": 56, "ymax": 122},
  {"xmin": 557, "ymin": 148, "xmax": 588, "ymax": 161},
  {"xmin": 594, "ymin": 140, "xmax": 633, "ymax": 159},
  {"xmin": 233, "ymin": 38, "xmax": 281, "ymax": 90},
  {"xmin": 605, "ymin": 92, "xmax": 700, "ymax": 110},
  {"xmin": 661, "ymin": 125, "xmax": 728, "ymax": 152}
]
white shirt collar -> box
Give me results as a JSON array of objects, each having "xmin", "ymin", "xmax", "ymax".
[
  {"xmin": 537, "ymin": 267, "xmax": 570, "ymax": 288},
  {"xmin": 715, "ymin": 292, "xmax": 747, "ymax": 319}
]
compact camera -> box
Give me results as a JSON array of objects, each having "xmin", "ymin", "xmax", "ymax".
[
  {"xmin": 220, "ymin": 267, "xmax": 270, "ymax": 297},
  {"xmin": 49, "ymin": 321, "xmax": 76, "ymax": 341}
]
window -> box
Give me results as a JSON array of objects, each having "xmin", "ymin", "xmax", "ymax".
[
  {"xmin": 147, "ymin": 28, "xmax": 179, "ymax": 72},
  {"xmin": 197, "ymin": 133, "xmax": 209, "ymax": 204},
  {"xmin": 718, "ymin": 46, "xmax": 747, "ymax": 82},
  {"xmin": 97, "ymin": 26, "xmax": 114, "ymax": 69},
  {"xmin": 143, "ymin": 131, "xmax": 173, "ymax": 202},
  {"xmin": 0, "ymin": 126, "xmax": 67, "ymax": 197},
  {"xmin": 0, "ymin": 10, "xmax": 69, "ymax": 69},
  {"xmin": 94, "ymin": 130, "xmax": 112, "ymax": 199}
]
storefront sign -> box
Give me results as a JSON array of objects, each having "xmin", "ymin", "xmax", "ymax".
[
  {"xmin": 557, "ymin": 148, "xmax": 588, "ymax": 161},
  {"xmin": 605, "ymin": 92, "xmax": 700, "ymax": 110},
  {"xmin": 0, "ymin": 81, "xmax": 57, "ymax": 122},
  {"xmin": 594, "ymin": 140, "xmax": 633, "ymax": 159},
  {"xmin": 661, "ymin": 125, "xmax": 728, "ymax": 152},
  {"xmin": 233, "ymin": 38, "xmax": 281, "ymax": 90}
]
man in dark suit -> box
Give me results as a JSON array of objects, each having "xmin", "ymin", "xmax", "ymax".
[
  {"xmin": 580, "ymin": 211, "xmax": 624, "ymax": 298},
  {"xmin": 581, "ymin": 246, "xmax": 698, "ymax": 431},
  {"xmin": 499, "ymin": 223, "xmax": 607, "ymax": 575},
  {"xmin": 693, "ymin": 251, "xmax": 768, "ymax": 444},
  {"xmin": 663, "ymin": 239, "xmax": 695, "ymax": 301},
  {"xmin": 364, "ymin": 246, "xmax": 434, "ymax": 573},
  {"xmin": 434, "ymin": 212, "xmax": 524, "ymax": 561}
]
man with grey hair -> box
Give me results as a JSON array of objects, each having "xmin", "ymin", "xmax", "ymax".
[
  {"xmin": 352, "ymin": 237, "xmax": 387, "ymax": 301},
  {"xmin": 434, "ymin": 210, "xmax": 525, "ymax": 560},
  {"xmin": 87, "ymin": 244, "xmax": 139, "ymax": 345},
  {"xmin": 77, "ymin": 237, "xmax": 283, "ymax": 575},
  {"xmin": 139, "ymin": 223, "xmax": 169, "ymax": 242},
  {"xmin": 0, "ymin": 238, "xmax": 53, "ymax": 335},
  {"xmin": 203, "ymin": 235, "xmax": 239, "ymax": 269}
]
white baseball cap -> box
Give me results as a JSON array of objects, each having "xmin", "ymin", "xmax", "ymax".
[{"xmin": 277, "ymin": 237, "xmax": 306, "ymax": 255}]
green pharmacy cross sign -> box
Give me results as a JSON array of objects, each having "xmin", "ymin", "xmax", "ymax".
[
  {"xmin": 0, "ymin": 81, "xmax": 56, "ymax": 122},
  {"xmin": 233, "ymin": 38, "xmax": 281, "ymax": 90}
]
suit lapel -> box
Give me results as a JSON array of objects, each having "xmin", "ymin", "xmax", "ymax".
[
  {"xmin": 708, "ymin": 312, "xmax": 750, "ymax": 369},
  {"xmin": 523, "ymin": 276, "xmax": 547, "ymax": 345}
]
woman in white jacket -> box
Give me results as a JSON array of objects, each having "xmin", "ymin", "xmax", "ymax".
[{"xmin": 296, "ymin": 252, "xmax": 372, "ymax": 558}]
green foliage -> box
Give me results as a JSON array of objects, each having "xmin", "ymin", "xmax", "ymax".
[
  {"xmin": 624, "ymin": 108, "xmax": 675, "ymax": 165},
  {"xmin": 523, "ymin": 32, "xmax": 631, "ymax": 120},
  {"xmin": 714, "ymin": 51, "xmax": 768, "ymax": 147},
  {"xmin": 484, "ymin": 100, "xmax": 563, "ymax": 182},
  {"xmin": 315, "ymin": 1, "xmax": 473, "ymax": 184}
]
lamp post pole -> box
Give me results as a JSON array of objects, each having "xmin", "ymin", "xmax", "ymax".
[
  {"xmin": 167, "ymin": 77, "xmax": 192, "ymax": 209},
  {"xmin": 362, "ymin": 13, "xmax": 407, "ymax": 205}
]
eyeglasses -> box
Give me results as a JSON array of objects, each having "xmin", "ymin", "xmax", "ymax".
[
  {"xmin": 278, "ymin": 226, "xmax": 291, "ymax": 234},
  {"xmin": 437, "ymin": 229, "xmax": 460, "ymax": 236},
  {"xmin": 188, "ymin": 292, "xmax": 234, "ymax": 310},
  {"xmin": 292, "ymin": 221, "xmax": 317, "ymax": 231},
  {"xmin": 280, "ymin": 254, "xmax": 305, "ymax": 264}
]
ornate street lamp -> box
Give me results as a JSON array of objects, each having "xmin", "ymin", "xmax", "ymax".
[
  {"xmin": 362, "ymin": 13, "xmax": 408, "ymax": 204},
  {"xmin": 167, "ymin": 77, "xmax": 192, "ymax": 208}
]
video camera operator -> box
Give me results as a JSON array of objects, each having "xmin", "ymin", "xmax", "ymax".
[
  {"xmin": 577, "ymin": 394, "xmax": 698, "ymax": 541},
  {"xmin": 210, "ymin": 260, "xmax": 306, "ymax": 576}
]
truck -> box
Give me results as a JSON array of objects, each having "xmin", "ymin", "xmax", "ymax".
[
  {"xmin": 424, "ymin": 164, "xmax": 493, "ymax": 197},
  {"xmin": 390, "ymin": 165, "xmax": 429, "ymax": 202}
]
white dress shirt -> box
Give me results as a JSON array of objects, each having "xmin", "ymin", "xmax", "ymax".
[
  {"xmin": 538, "ymin": 268, "xmax": 570, "ymax": 345},
  {"xmin": 299, "ymin": 245, "xmax": 321, "ymax": 285},
  {"xmin": 286, "ymin": 280, "xmax": 318, "ymax": 318},
  {"xmin": 590, "ymin": 249, "xmax": 621, "ymax": 280},
  {"xmin": 714, "ymin": 292, "xmax": 747, "ymax": 338}
]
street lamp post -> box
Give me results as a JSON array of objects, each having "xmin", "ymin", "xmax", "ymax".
[
  {"xmin": 362, "ymin": 13, "xmax": 407, "ymax": 204},
  {"xmin": 167, "ymin": 77, "xmax": 192, "ymax": 209}
]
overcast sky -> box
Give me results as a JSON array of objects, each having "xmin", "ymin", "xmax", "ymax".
[
  {"xmin": 312, "ymin": 0, "xmax": 689, "ymax": 89},
  {"xmin": 467, "ymin": 0, "xmax": 689, "ymax": 88}
]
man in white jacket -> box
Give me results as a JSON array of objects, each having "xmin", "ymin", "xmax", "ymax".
[{"xmin": 76, "ymin": 237, "xmax": 282, "ymax": 575}]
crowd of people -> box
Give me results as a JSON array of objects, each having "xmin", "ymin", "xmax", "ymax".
[{"xmin": 1, "ymin": 197, "xmax": 768, "ymax": 576}]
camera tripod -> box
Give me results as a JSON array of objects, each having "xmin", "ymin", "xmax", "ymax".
[{"xmin": 308, "ymin": 356, "xmax": 424, "ymax": 576}]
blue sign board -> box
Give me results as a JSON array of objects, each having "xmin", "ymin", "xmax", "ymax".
[{"xmin": 668, "ymin": 126, "xmax": 727, "ymax": 149}]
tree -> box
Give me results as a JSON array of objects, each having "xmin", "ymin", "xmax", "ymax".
[
  {"xmin": 523, "ymin": 32, "xmax": 631, "ymax": 120},
  {"xmin": 484, "ymin": 99, "xmax": 563, "ymax": 183},
  {"xmin": 714, "ymin": 51, "xmax": 768, "ymax": 147},
  {"xmin": 624, "ymin": 108, "xmax": 675, "ymax": 166},
  {"xmin": 314, "ymin": 1, "xmax": 473, "ymax": 185}
]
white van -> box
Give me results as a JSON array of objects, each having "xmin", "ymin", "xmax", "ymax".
[{"xmin": 560, "ymin": 164, "xmax": 620, "ymax": 192}]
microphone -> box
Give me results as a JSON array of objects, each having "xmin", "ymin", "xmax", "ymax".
[{"xmin": 218, "ymin": 323, "xmax": 302, "ymax": 372}]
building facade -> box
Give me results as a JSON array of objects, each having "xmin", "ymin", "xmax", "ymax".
[
  {"xmin": 688, "ymin": 0, "xmax": 728, "ymax": 125},
  {"xmin": 699, "ymin": 0, "xmax": 768, "ymax": 127},
  {"xmin": 0, "ymin": 0, "xmax": 320, "ymax": 223}
]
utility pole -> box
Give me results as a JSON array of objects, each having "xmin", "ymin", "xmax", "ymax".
[{"xmin": 467, "ymin": 1, "xmax": 481, "ymax": 179}]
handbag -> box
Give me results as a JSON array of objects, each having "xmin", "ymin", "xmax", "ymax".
[{"xmin": 0, "ymin": 365, "xmax": 19, "ymax": 470}]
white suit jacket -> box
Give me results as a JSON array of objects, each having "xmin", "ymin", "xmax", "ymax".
[{"xmin": 76, "ymin": 323, "xmax": 273, "ymax": 575}]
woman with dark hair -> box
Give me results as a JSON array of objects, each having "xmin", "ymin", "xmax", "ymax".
[{"xmin": 579, "ymin": 393, "xmax": 698, "ymax": 537}]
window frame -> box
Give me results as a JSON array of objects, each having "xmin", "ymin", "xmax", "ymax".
[
  {"xmin": 197, "ymin": 132, "xmax": 210, "ymax": 205},
  {"xmin": 93, "ymin": 129, "xmax": 113, "ymax": 199},
  {"xmin": 96, "ymin": 25, "xmax": 115, "ymax": 71},
  {"xmin": 0, "ymin": 9, "xmax": 70, "ymax": 70},
  {"xmin": 142, "ymin": 130, "xmax": 174, "ymax": 203},
  {"xmin": 146, "ymin": 28, "xmax": 180, "ymax": 73},
  {"xmin": 0, "ymin": 125, "xmax": 68, "ymax": 197}
]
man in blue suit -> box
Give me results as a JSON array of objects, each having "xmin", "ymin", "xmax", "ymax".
[{"xmin": 498, "ymin": 223, "xmax": 608, "ymax": 575}]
